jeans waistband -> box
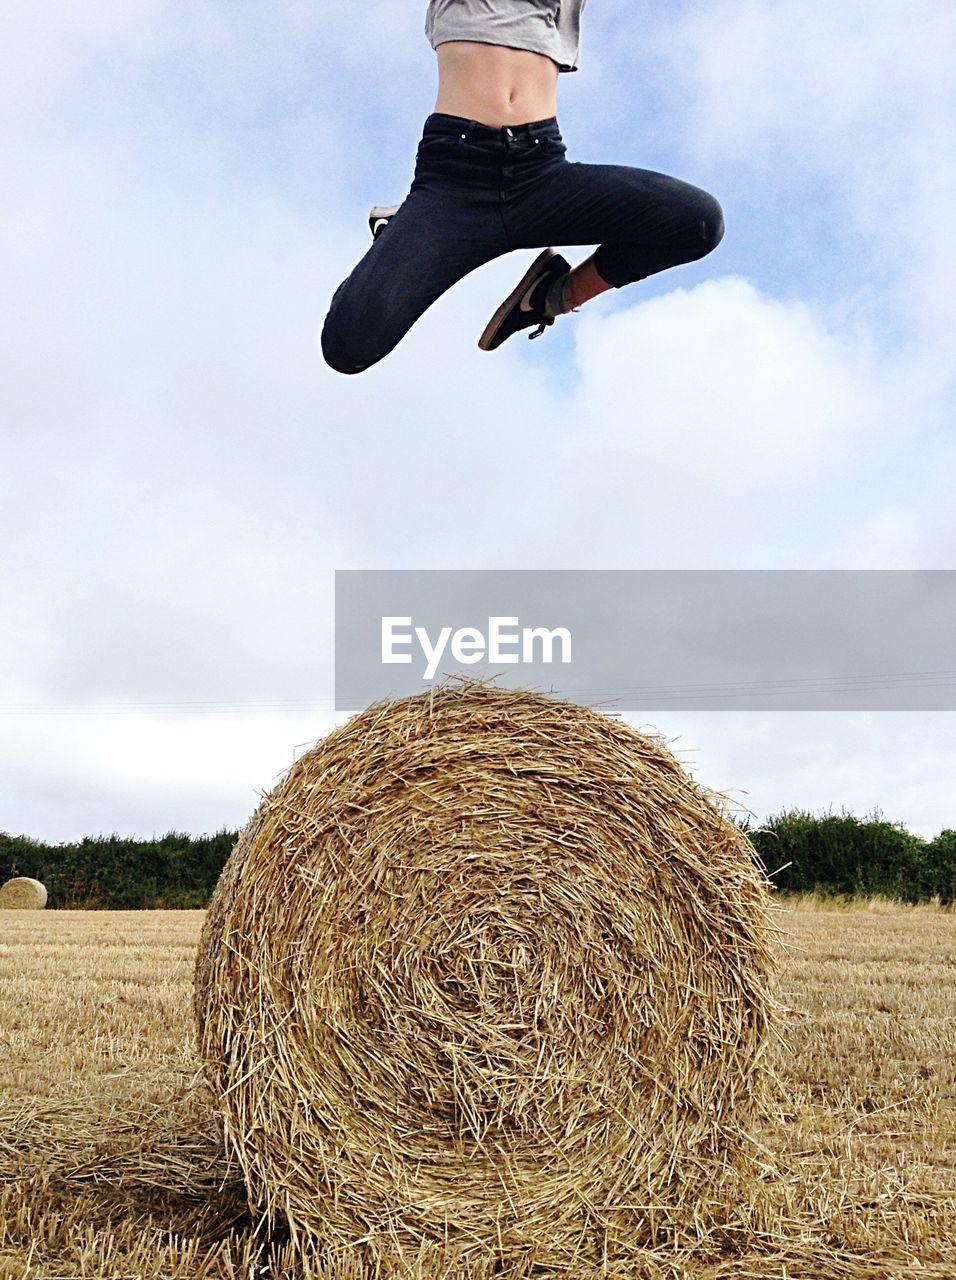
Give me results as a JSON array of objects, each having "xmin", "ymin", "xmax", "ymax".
[{"xmin": 423, "ymin": 112, "xmax": 562, "ymax": 143}]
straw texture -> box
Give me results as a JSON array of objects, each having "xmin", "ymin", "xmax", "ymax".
[
  {"xmin": 195, "ymin": 684, "xmax": 773, "ymax": 1273},
  {"xmin": 0, "ymin": 877, "xmax": 47, "ymax": 910}
]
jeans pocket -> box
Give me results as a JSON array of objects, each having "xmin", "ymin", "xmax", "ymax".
[
  {"xmin": 413, "ymin": 135, "xmax": 469, "ymax": 188},
  {"xmin": 418, "ymin": 134, "xmax": 463, "ymax": 155}
]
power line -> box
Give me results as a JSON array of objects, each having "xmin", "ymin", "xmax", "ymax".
[{"xmin": 3, "ymin": 669, "xmax": 956, "ymax": 714}]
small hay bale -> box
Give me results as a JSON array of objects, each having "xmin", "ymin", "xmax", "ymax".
[
  {"xmin": 196, "ymin": 684, "xmax": 773, "ymax": 1273},
  {"xmin": 0, "ymin": 877, "xmax": 47, "ymax": 910}
]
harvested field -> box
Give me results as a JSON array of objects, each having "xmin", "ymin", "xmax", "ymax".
[{"xmin": 0, "ymin": 904, "xmax": 954, "ymax": 1278}]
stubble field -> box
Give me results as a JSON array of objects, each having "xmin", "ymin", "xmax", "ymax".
[{"xmin": 0, "ymin": 904, "xmax": 953, "ymax": 1279}]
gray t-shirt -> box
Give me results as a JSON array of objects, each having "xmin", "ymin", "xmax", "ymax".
[{"xmin": 426, "ymin": 0, "xmax": 586, "ymax": 73}]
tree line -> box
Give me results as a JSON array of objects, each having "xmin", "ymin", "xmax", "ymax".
[
  {"xmin": 1, "ymin": 812, "xmax": 954, "ymax": 909},
  {"xmin": 745, "ymin": 810, "xmax": 955, "ymax": 904},
  {"xmin": 0, "ymin": 829, "xmax": 235, "ymax": 909}
]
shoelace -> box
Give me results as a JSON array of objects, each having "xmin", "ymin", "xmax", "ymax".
[{"xmin": 530, "ymin": 302, "xmax": 581, "ymax": 337}]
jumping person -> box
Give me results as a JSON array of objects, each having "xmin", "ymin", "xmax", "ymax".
[{"xmin": 321, "ymin": 1, "xmax": 724, "ymax": 375}]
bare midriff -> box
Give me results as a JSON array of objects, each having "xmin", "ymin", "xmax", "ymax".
[{"xmin": 434, "ymin": 41, "xmax": 559, "ymax": 128}]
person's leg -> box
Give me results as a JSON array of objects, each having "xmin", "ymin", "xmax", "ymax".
[
  {"xmin": 564, "ymin": 256, "xmax": 614, "ymax": 309},
  {"xmin": 321, "ymin": 187, "xmax": 499, "ymax": 375},
  {"xmin": 478, "ymin": 128, "xmax": 724, "ymax": 348},
  {"xmin": 542, "ymin": 152, "xmax": 721, "ymax": 285},
  {"xmin": 522, "ymin": 158, "xmax": 725, "ymax": 306},
  {"xmin": 322, "ymin": 117, "xmax": 519, "ymax": 374},
  {"xmin": 560, "ymin": 175, "xmax": 726, "ymax": 312}
]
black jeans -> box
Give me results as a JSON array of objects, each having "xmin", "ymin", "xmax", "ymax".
[{"xmin": 321, "ymin": 114, "xmax": 724, "ymax": 375}]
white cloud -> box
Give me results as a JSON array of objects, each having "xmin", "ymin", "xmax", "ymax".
[
  {"xmin": 507, "ymin": 275, "xmax": 928, "ymax": 567},
  {"xmin": 656, "ymin": 0, "xmax": 956, "ymax": 342},
  {"xmin": 648, "ymin": 710, "xmax": 956, "ymax": 842},
  {"xmin": 0, "ymin": 711, "xmax": 340, "ymax": 842},
  {"xmin": 1, "ymin": 1, "xmax": 955, "ymax": 841}
]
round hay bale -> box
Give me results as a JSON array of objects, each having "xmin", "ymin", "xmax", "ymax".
[
  {"xmin": 0, "ymin": 877, "xmax": 47, "ymax": 910},
  {"xmin": 196, "ymin": 684, "xmax": 773, "ymax": 1272}
]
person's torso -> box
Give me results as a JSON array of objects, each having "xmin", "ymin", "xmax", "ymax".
[{"xmin": 425, "ymin": 0, "xmax": 586, "ymax": 73}]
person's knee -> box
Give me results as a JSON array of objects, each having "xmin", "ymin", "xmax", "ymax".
[
  {"xmin": 321, "ymin": 340, "xmax": 365, "ymax": 376},
  {"xmin": 320, "ymin": 313, "xmax": 370, "ymax": 376},
  {"xmin": 696, "ymin": 194, "xmax": 725, "ymax": 258}
]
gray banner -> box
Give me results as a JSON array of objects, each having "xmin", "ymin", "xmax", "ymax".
[{"xmin": 334, "ymin": 570, "xmax": 956, "ymax": 711}]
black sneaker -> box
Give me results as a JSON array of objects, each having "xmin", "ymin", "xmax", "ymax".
[
  {"xmin": 478, "ymin": 248, "xmax": 571, "ymax": 351},
  {"xmin": 368, "ymin": 204, "xmax": 401, "ymax": 239}
]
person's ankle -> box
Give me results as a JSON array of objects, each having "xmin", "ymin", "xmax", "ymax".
[{"xmin": 544, "ymin": 271, "xmax": 573, "ymax": 319}]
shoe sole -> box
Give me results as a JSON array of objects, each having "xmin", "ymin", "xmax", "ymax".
[
  {"xmin": 368, "ymin": 204, "xmax": 401, "ymax": 239},
  {"xmin": 478, "ymin": 248, "xmax": 557, "ymax": 352}
]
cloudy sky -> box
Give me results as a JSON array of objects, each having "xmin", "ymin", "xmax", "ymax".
[{"xmin": 2, "ymin": 0, "xmax": 954, "ymax": 843}]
